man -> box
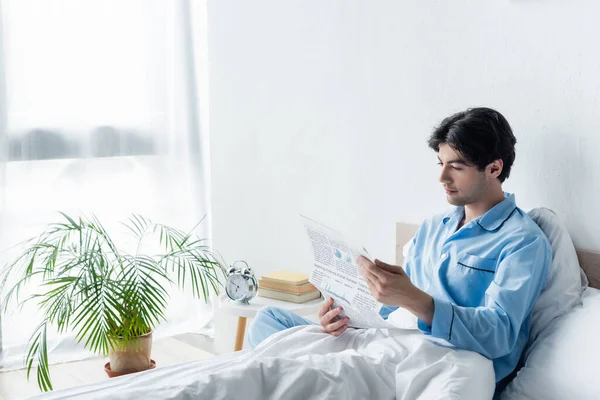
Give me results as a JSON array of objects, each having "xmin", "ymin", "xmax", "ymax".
[{"xmin": 247, "ymin": 107, "xmax": 551, "ymax": 387}]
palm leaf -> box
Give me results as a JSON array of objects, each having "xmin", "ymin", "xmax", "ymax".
[{"xmin": 25, "ymin": 321, "xmax": 53, "ymax": 392}]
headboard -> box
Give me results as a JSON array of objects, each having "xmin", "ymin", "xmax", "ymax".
[{"xmin": 396, "ymin": 222, "xmax": 600, "ymax": 290}]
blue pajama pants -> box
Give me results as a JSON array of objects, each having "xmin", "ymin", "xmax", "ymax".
[{"xmin": 247, "ymin": 306, "xmax": 317, "ymax": 349}]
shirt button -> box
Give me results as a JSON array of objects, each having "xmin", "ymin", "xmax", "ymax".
[{"xmin": 441, "ymin": 253, "xmax": 447, "ymax": 260}]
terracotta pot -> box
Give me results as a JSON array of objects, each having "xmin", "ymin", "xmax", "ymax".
[
  {"xmin": 105, "ymin": 359, "xmax": 156, "ymax": 378},
  {"xmin": 107, "ymin": 331, "xmax": 153, "ymax": 374}
]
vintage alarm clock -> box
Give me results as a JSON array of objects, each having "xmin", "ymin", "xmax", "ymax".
[{"xmin": 225, "ymin": 260, "xmax": 258, "ymax": 303}]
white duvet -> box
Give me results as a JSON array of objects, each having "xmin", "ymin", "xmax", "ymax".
[{"xmin": 33, "ymin": 326, "xmax": 495, "ymax": 400}]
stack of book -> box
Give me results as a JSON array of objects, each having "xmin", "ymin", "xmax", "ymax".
[{"xmin": 258, "ymin": 270, "xmax": 321, "ymax": 303}]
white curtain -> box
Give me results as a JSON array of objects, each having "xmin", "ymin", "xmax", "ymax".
[{"xmin": 0, "ymin": 0, "xmax": 214, "ymax": 371}]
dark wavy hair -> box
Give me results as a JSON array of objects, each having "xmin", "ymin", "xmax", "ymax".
[{"xmin": 427, "ymin": 107, "xmax": 517, "ymax": 182}]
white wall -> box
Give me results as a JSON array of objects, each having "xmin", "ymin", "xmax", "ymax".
[{"xmin": 207, "ymin": 0, "xmax": 600, "ymax": 278}]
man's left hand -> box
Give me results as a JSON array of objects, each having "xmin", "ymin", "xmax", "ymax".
[
  {"xmin": 357, "ymin": 256, "xmax": 415, "ymax": 306},
  {"xmin": 357, "ymin": 256, "xmax": 434, "ymax": 325}
]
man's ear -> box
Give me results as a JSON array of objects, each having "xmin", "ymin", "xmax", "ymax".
[{"xmin": 488, "ymin": 159, "xmax": 504, "ymax": 179}]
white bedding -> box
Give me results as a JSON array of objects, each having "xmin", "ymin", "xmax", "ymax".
[
  {"xmin": 33, "ymin": 326, "xmax": 494, "ymax": 400},
  {"xmin": 501, "ymin": 287, "xmax": 600, "ymax": 400}
]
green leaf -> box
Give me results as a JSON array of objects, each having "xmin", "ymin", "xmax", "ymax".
[{"xmin": 24, "ymin": 321, "xmax": 53, "ymax": 392}]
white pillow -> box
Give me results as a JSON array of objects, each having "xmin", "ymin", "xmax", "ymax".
[
  {"xmin": 501, "ymin": 287, "xmax": 600, "ymax": 400},
  {"xmin": 526, "ymin": 207, "xmax": 587, "ymax": 353},
  {"xmin": 402, "ymin": 238, "xmax": 414, "ymax": 261}
]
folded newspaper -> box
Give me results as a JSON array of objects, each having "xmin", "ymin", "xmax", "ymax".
[{"xmin": 301, "ymin": 215, "xmax": 396, "ymax": 329}]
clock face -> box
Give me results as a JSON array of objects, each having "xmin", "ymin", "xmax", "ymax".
[{"xmin": 226, "ymin": 273, "xmax": 248, "ymax": 301}]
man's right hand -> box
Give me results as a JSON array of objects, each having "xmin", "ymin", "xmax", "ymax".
[{"xmin": 318, "ymin": 297, "xmax": 349, "ymax": 336}]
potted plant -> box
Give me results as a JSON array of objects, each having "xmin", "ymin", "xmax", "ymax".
[{"xmin": 0, "ymin": 213, "xmax": 225, "ymax": 392}]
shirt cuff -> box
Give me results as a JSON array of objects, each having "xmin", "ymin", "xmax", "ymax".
[
  {"xmin": 417, "ymin": 297, "xmax": 454, "ymax": 341},
  {"xmin": 379, "ymin": 304, "xmax": 399, "ymax": 320}
]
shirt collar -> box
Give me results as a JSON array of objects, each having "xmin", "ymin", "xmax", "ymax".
[
  {"xmin": 443, "ymin": 206, "xmax": 463, "ymax": 225},
  {"xmin": 477, "ymin": 192, "xmax": 517, "ymax": 231},
  {"xmin": 442, "ymin": 192, "xmax": 517, "ymax": 232}
]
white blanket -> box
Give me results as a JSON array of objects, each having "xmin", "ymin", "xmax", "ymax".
[{"xmin": 33, "ymin": 327, "xmax": 495, "ymax": 400}]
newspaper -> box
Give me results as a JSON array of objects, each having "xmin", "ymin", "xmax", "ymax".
[{"xmin": 301, "ymin": 215, "xmax": 394, "ymax": 329}]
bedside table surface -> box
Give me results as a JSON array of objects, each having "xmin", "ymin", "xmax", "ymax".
[{"xmin": 218, "ymin": 294, "xmax": 324, "ymax": 318}]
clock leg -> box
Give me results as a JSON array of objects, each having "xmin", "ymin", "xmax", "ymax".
[{"xmin": 234, "ymin": 316, "xmax": 247, "ymax": 351}]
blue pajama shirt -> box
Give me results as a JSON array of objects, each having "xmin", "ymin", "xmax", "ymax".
[{"xmin": 386, "ymin": 193, "xmax": 551, "ymax": 381}]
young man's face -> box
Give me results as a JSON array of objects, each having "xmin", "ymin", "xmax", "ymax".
[{"xmin": 437, "ymin": 143, "xmax": 488, "ymax": 206}]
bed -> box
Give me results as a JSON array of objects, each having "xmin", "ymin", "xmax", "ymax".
[{"xmin": 30, "ymin": 212, "xmax": 600, "ymax": 400}]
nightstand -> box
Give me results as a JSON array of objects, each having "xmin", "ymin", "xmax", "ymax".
[{"xmin": 217, "ymin": 294, "xmax": 323, "ymax": 351}]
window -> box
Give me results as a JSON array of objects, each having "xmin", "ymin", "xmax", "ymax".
[
  {"xmin": 0, "ymin": 0, "xmax": 212, "ymax": 372},
  {"xmin": 4, "ymin": 0, "xmax": 169, "ymax": 161}
]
